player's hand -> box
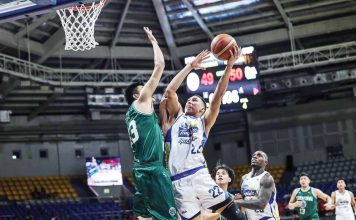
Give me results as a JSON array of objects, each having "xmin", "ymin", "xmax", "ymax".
[
  {"xmin": 324, "ymin": 203, "xmax": 334, "ymax": 210},
  {"xmin": 293, "ymin": 201, "xmax": 303, "ymax": 208},
  {"xmin": 143, "ymin": 27, "xmax": 157, "ymax": 44},
  {"xmin": 190, "ymin": 50, "xmax": 210, "ymax": 70},
  {"xmin": 234, "ymin": 193, "xmax": 243, "ymax": 200},
  {"xmin": 226, "ymin": 45, "xmax": 240, "ymax": 67}
]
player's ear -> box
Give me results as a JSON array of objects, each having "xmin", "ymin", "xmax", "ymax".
[{"xmin": 133, "ymin": 93, "xmax": 139, "ymax": 100}]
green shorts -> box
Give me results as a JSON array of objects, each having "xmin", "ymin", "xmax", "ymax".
[{"xmin": 132, "ymin": 163, "xmax": 177, "ymax": 220}]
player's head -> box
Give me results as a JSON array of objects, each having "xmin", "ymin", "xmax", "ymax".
[
  {"xmin": 299, "ymin": 172, "xmax": 311, "ymax": 188},
  {"xmin": 184, "ymin": 95, "xmax": 207, "ymax": 117},
  {"xmin": 336, "ymin": 178, "xmax": 346, "ymax": 190},
  {"xmin": 251, "ymin": 150, "xmax": 268, "ymax": 169},
  {"xmin": 213, "ymin": 162, "xmax": 235, "ymax": 188},
  {"xmin": 125, "ymin": 82, "xmax": 145, "ymax": 106}
]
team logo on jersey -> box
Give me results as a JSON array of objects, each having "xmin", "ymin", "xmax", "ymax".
[
  {"xmin": 179, "ymin": 122, "xmax": 191, "ymax": 137},
  {"xmin": 296, "ymin": 196, "xmax": 313, "ymax": 202},
  {"xmin": 179, "ymin": 138, "xmax": 191, "ymax": 144},
  {"xmin": 337, "ymin": 199, "xmax": 349, "ymax": 206},
  {"xmin": 242, "ymin": 189, "xmax": 257, "ymax": 196},
  {"xmin": 169, "ymin": 207, "xmax": 177, "ymax": 216},
  {"xmin": 178, "ymin": 122, "xmax": 199, "ymax": 138}
]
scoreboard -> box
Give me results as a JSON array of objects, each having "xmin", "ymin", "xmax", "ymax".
[{"xmin": 184, "ymin": 46, "xmax": 262, "ymax": 112}]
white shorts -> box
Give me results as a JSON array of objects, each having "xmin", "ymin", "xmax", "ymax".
[
  {"xmin": 172, "ymin": 167, "xmax": 231, "ymax": 219},
  {"xmin": 336, "ymin": 214, "xmax": 355, "ymax": 220}
]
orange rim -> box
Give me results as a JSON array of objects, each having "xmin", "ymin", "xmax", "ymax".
[{"xmin": 65, "ymin": 0, "xmax": 105, "ymax": 11}]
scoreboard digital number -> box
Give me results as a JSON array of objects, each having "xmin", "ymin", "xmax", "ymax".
[{"xmin": 185, "ymin": 46, "xmax": 262, "ymax": 112}]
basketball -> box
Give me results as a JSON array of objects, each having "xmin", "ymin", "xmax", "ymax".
[{"xmin": 211, "ymin": 34, "xmax": 238, "ymax": 60}]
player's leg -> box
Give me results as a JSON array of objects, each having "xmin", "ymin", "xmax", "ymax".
[
  {"xmin": 133, "ymin": 169, "xmax": 153, "ymax": 219},
  {"xmin": 172, "ymin": 177, "xmax": 201, "ymax": 219},
  {"xmin": 139, "ymin": 165, "xmax": 178, "ymax": 219},
  {"xmin": 192, "ymin": 210, "xmax": 220, "ymax": 220},
  {"xmin": 194, "ymin": 169, "xmax": 245, "ymax": 220}
]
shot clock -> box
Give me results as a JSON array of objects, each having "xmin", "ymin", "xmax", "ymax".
[{"xmin": 185, "ymin": 46, "xmax": 263, "ymax": 112}]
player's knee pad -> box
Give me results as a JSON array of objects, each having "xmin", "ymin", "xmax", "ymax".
[{"xmin": 220, "ymin": 202, "xmax": 246, "ymax": 220}]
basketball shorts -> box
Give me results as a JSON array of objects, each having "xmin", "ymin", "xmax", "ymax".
[
  {"xmin": 171, "ymin": 167, "xmax": 231, "ymax": 219},
  {"xmin": 336, "ymin": 213, "xmax": 355, "ymax": 220},
  {"xmin": 133, "ymin": 163, "xmax": 178, "ymax": 220}
]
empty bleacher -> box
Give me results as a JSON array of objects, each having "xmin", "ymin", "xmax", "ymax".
[
  {"xmin": 0, "ymin": 198, "xmax": 129, "ymax": 220},
  {"xmin": 292, "ymin": 158, "xmax": 356, "ymax": 185},
  {"xmin": 0, "ymin": 176, "xmax": 79, "ymax": 201}
]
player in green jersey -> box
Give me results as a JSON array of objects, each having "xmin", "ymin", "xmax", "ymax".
[
  {"xmin": 124, "ymin": 27, "xmax": 177, "ymax": 220},
  {"xmin": 288, "ymin": 172, "xmax": 333, "ymax": 220}
]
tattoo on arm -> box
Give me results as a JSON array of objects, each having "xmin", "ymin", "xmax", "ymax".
[{"xmin": 236, "ymin": 174, "xmax": 274, "ymax": 210}]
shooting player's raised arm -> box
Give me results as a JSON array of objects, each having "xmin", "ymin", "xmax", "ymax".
[
  {"xmin": 162, "ymin": 50, "xmax": 210, "ymax": 118},
  {"xmin": 204, "ymin": 46, "xmax": 240, "ymax": 135}
]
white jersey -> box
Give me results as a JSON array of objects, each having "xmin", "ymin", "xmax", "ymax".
[
  {"xmin": 165, "ymin": 113, "xmax": 207, "ymax": 176},
  {"xmin": 241, "ymin": 171, "xmax": 280, "ymax": 220},
  {"xmin": 335, "ymin": 190, "xmax": 355, "ymax": 220},
  {"xmin": 165, "ymin": 113, "xmax": 230, "ymax": 219}
]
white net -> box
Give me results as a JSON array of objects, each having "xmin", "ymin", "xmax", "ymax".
[{"xmin": 56, "ymin": 0, "xmax": 105, "ymax": 51}]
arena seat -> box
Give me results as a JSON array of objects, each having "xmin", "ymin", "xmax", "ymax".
[
  {"xmin": 0, "ymin": 199, "xmax": 129, "ymax": 219},
  {"xmin": 0, "ymin": 176, "xmax": 80, "ymax": 201}
]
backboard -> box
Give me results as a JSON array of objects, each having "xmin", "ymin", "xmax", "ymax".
[{"xmin": 0, "ymin": 0, "xmax": 98, "ymax": 23}]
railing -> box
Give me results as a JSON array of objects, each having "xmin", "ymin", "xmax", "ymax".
[
  {"xmin": 0, "ymin": 52, "xmax": 176, "ymax": 87},
  {"xmin": 259, "ymin": 41, "xmax": 356, "ymax": 75},
  {"xmin": 1, "ymin": 41, "xmax": 356, "ymax": 86}
]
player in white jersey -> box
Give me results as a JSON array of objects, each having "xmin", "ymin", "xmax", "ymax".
[
  {"xmin": 235, "ymin": 151, "xmax": 280, "ymax": 220},
  {"xmin": 331, "ymin": 178, "xmax": 356, "ymax": 220},
  {"xmin": 160, "ymin": 47, "xmax": 245, "ymax": 220}
]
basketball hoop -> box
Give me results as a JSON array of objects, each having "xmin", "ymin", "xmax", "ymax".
[{"xmin": 56, "ymin": 0, "xmax": 106, "ymax": 51}]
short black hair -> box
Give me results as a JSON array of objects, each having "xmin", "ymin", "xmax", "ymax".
[
  {"xmin": 188, "ymin": 94, "xmax": 207, "ymax": 113},
  {"xmin": 336, "ymin": 178, "xmax": 346, "ymax": 183},
  {"xmin": 212, "ymin": 162, "xmax": 235, "ymax": 187},
  {"xmin": 299, "ymin": 172, "xmax": 310, "ymax": 179},
  {"xmin": 125, "ymin": 82, "xmax": 144, "ymax": 106},
  {"xmin": 195, "ymin": 94, "xmax": 207, "ymax": 110}
]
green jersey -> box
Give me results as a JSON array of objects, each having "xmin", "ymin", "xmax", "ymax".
[
  {"xmin": 218, "ymin": 192, "xmax": 233, "ymax": 220},
  {"xmin": 125, "ymin": 104, "xmax": 164, "ymax": 165},
  {"xmin": 296, "ymin": 187, "xmax": 319, "ymax": 220}
]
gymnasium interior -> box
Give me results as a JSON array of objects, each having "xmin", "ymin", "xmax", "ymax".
[{"xmin": 1, "ymin": 0, "xmax": 356, "ymax": 219}]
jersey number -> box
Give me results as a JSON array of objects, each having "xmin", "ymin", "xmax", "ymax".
[
  {"xmin": 208, "ymin": 185, "xmax": 223, "ymax": 198},
  {"xmin": 191, "ymin": 144, "xmax": 203, "ymax": 154},
  {"xmin": 299, "ymin": 208, "xmax": 305, "ymax": 215},
  {"xmin": 128, "ymin": 120, "xmax": 139, "ymax": 145}
]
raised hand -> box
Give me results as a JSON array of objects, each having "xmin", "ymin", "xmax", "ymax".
[
  {"xmin": 190, "ymin": 50, "xmax": 210, "ymax": 70},
  {"xmin": 143, "ymin": 26, "xmax": 157, "ymax": 44},
  {"xmin": 227, "ymin": 45, "xmax": 241, "ymax": 67}
]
